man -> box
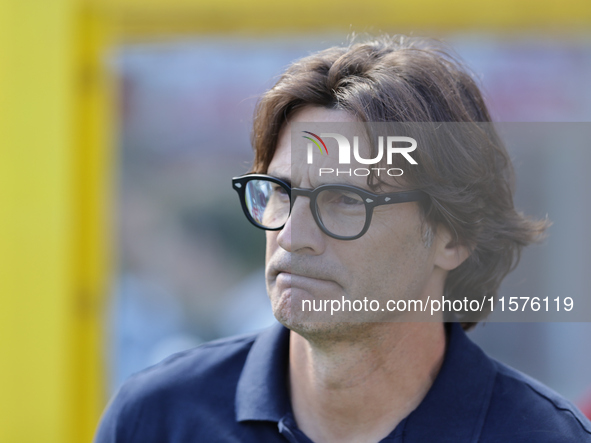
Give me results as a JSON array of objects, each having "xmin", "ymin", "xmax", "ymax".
[{"xmin": 95, "ymin": 35, "xmax": 591, "ymax": 442}]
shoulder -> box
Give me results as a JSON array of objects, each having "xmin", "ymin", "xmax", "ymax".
[
  {"xmin": 481, "ymin": 359, "xmax": 591, "ymax": 443},
  {"xmin": 94, "ymin": 330, "xmax": 260, "ymax": 443},
  {"xmin": 118, "ymin": 330, "xmax": 258, "ymax": 401}
]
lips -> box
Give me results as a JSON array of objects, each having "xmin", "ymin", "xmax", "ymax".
[
  {"xmin": 268, "ymin": 259, "xmax": 332, "ymax": 283},
  {"xmin": 267, "ymin": 251, "xmax": 344, "ymax": 289},
  {"xmin": 276, "ymin": 272, "xmax": 341, "ymax": 296}
]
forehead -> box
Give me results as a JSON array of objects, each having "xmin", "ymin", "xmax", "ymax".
[
  {"xmin": 268, "ymin": 106, "xmax": 406, "ymax": 192},
  {"xmin": 268, "ymin": 106, "xmax": 360, "ymax": 185}
]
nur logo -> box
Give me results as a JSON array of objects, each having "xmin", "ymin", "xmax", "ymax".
[{"xmin": 302, "ymin": 131, "xmax": 418, "ymax": 177}]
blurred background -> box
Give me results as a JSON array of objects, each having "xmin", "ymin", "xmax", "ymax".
[{"xmin": 2, "ymin": 1, "xmax": 591, "ymax": 442}]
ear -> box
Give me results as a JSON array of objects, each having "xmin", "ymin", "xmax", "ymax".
[{"xmin": 433, "ymin": 226, "xmax": 471, "ymax": 271}]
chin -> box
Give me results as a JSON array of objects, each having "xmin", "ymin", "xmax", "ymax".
[{"xmin": 281, "ymin": 318, "xmax": 387, "ymax": 344}]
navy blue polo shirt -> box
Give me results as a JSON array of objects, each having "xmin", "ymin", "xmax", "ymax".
[{"xmin": 95, "ymin": 322, "xmax": 591, "ymax": 442}]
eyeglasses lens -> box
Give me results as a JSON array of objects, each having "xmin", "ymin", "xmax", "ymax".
[
  {"xmin": 316, "ymin": 189, "xmax": 366, "ymax": 238},
  {"xmin": 245, "ymin": 179, "xmax": 290, "ymax": 229}
]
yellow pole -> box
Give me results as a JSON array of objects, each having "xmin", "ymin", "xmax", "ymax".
[
  {"xmin": 71, "ymin": 6, "xmax": 114, "ymax": 442},
  {"xmin": 0, "ymin": 0, "xmax": 110, "ymax": 441}
]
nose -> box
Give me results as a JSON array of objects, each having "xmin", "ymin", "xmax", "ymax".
[{"xmin": 277, "ymin": 194, "xmax": 326, "ymax": 254}]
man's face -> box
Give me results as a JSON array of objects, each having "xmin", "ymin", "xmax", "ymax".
[{"xmin": 264, "ymin": 106, "xmax": 448, "ymax": 338}]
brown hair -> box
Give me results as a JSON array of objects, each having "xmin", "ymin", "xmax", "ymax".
[{"xmin": 250, "ymin": 35, "xmax": 549, "ymax": 329}]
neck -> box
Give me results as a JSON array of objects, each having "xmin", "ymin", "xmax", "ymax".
[{"xmin": 288, "ymin": 322, "xmax": 446, "ymax": 443}]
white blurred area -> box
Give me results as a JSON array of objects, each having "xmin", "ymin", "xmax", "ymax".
[{"xmin": 108, "ymin": 34, "xmax": 591, "ymax": 402}]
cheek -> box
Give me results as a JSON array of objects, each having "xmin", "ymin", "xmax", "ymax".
[
  {"xmin": 265, "ymin": 230, "xmax": 279, "ymax": 261},
  {"xmin": 337, "ymin": 209, "xmax": 432, "ymax": 297}
]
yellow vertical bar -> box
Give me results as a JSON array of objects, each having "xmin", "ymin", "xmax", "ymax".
[
  {"xmin": 72, "ymin": 6, "xmax": 114, "ymax": 442},
  {"xmin": 0, "ymin": 0, "xmax": 111, "ymax": 442},
  {"xmin": 0, "ymin": 0, "xmax": 76, "ymax": 441}
]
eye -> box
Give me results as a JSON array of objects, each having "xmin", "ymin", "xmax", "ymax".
[
  {"xmin": 272, "ymin": 184, "xmax": 288, "ymax": 195},
  {"xmin": 324, "ymin": 190, "xmax": 363, "ymax": 206},
  {"xmin": 340, "ymin": 194, "xmax": 363, "ymax": 205}
]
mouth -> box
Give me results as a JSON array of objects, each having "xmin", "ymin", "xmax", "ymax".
[
  {"xmin": 267, "ymin": 256, "xmax": 290, "ymax": 281},
  {"xmin": 269, "ymin": 257, "xmax": 314, "ymax": 279},
  {"xmin": 267, "ymin": 255, "xmax": 343, "ymax": 292},
  {"xmin": 275, "ymin": 272, "xmax": 339, "ymax": 297},
  {"xmin": 271, "ymin": 267, "xmax": 343, "ymax": 297},
  {"xmin": 272, "ymin": 267, "xmax": 331, "ymax": 283}
]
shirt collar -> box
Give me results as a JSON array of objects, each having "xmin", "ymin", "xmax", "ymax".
[
  {"xmin": 235, "ymin": 322, "xmax": 291, "ymax": 422},
  {"xmin": 235, "ymin": 322, "xmax": 497, "ymax": 442}
]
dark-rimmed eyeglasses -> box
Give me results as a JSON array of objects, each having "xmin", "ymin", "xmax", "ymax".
[{"xmin": 232, "ymin": 174, "xmax": 429, "ymax": 240}]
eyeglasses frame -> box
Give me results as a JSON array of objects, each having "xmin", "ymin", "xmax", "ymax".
[{"xmin": 232, "ymin": 173, "xmax": 429, "ymax": 240}]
